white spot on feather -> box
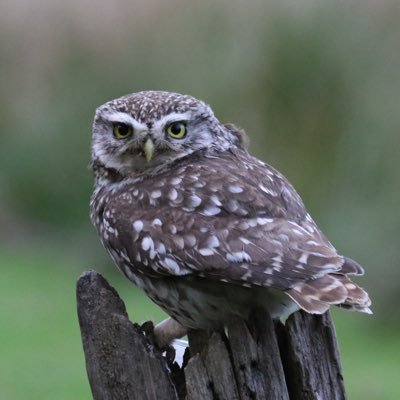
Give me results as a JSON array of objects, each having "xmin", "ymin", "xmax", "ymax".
[
  {"xmin": 345, "ymin": 282, "xmax": 357, "ymax": 290},
  {"xmin": 259, "ymin": 184, "xmax": 275, "ymax": 196},
  {"xmin": 304, "ymin": 224, "xmax": 315, "ymax": 233},
  {"xmin": 156, "ymin": 242, "xmax": 166, "ymax": 255},
  {"xmin": 238, "ymin": 221, "xmax": 249, "ymax": 230},
  {"xmin": 228, "ymin": 184, "xmax": 243, "ymax": 193},
  {"xmin": 170, "ymin": 177, "xmax": 182, "ymax": 185},
  {"xmin": 210, "ymin": 195, "xmax": 222, "ymax": 206},
  {"xmin": 239, "ymin": 237, "xmax": 252, "ymax": 245},
  {"xmin": 152, "ymin": 218, "xmax": 162, "ymax": 227},
  {"xmin": 149, "ymin": 250, "xmax": 157, "ymax": 260},
  {"xmin": 189, "ymin": 195, "xmax": 202, "ymax": 207},
  {"xmin": 151, "ymin": 190, "xmax": 162, "ymax": 199},
  {"xmin": 248, "ymin": 219, "xmax": 258, "ymax": 227},
  {"xmin": 272, "ymin": 262, "xmax": 283, "ymax": 271},
  {"xmin": 257, "ymin": 217, "xmax": 273, "ymax": 225},
  {"xmin": 133, "ymin": 220, "xmax": 143, "ymax": 233},
  {"xmin": 168, "ymin": 188, "xmax": 178, "ymax": 201},
  {"xmin": 272, "ymin": 255, "xmax": 283, "ymax": 263},
  {"xmin": 271, "ymin": 255, "xmax": 283, "ymax": 271},
  {"xmin": 270, "ymin": 239, "xmax": 283, "ymax": 248},
  {"xmin": 201, "ymin": 206, "xmax": 220, "ymax": 216},
  {"xmin": 198, "ymin": 248, "xmax": 215, "ymax": 256},
  {"xmin": 299, "ymin": 253, "xmax": 309, "ymax": 264},
  {"xmin": 141, "ymin": 236, "xmax": 154, "ymax": 251},
  {"xmin": 162, "ymin": 257, "xmax": 181, "ymax": 274},
  {"xmin": 226, "ymin": 251, "xmax": 252, "ymax": 263},
  {"xmin": 206, "ymin": 235, "xmax": 220, "ymax": 248}
]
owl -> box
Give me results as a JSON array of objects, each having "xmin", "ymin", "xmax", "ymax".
[{"xmin": 90, "ymin": 91, "xmax": 371, "ymax": 346}]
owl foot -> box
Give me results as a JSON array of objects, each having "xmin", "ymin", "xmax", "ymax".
[
  {"xmin": 140, "ymin": 318, "xmax": 187, "ymax": 364},
  {"xmin": 140, "ymin": 318, "xmax": 187, "ymax": 348},
  {"xmin": 154, "ymin": 317, "xmax": 188, "ymax": 348}
]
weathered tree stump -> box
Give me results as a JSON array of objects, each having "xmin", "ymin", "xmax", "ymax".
[
  {"xmin": 76, "ymin": 271, "xmax": 178, "ymax": 400},
  {"xmin": 77, "ymin": 270, "xmax": 347, "ymax": 400}
]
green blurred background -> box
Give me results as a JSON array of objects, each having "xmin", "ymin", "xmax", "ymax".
[{"xmin": 1, "ymin": 1, "xmax": 399, "ymax": 399}]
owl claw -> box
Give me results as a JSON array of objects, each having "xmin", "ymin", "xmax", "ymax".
[
  {"xmin": 140, "ymin": 319, "xmax": 178, "ymax": 364},
  {"xmin": 140, "ymin": 318, "xmax": 187, "ymax": 347},
  {"xmin": 140, "ymin": 320, "xmax": 155, "ymax": 332}
]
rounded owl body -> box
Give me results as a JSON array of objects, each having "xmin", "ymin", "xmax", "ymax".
[
  {"xmin": 90, "ymin": 152, "xmax": 302, "ymax": 329},
  {"xmin": 90, "ymin": 91, "xmax": 371, "ymax": 340}
]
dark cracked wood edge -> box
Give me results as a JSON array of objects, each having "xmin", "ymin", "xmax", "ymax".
[
  {"xmin": 228, "ymin": 310, "xmax": 290, "ymax": 400},
  {"xmin": 277, "ymin": 310, "xmax": 347, "ymax": 400},
  {"xmin": 76, "ymin": 270, "xmax": 178, "ymax": 400}
]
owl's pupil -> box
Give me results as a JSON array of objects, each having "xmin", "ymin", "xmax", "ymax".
[
  {"xmin": 170, "ymin": 123, "xmax": 182, "ymax": 134},
  {"xmin": 118, "ymin": 124, "xmax": 129, "ymax": 135}
]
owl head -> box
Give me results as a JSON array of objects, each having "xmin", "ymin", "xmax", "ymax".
[{"xmin": 91, "ymin": 91, "xmax": 243, "ymax": 179}]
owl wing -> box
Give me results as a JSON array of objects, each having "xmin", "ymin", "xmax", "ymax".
[
  {"xmin": 103, "ymin": 150, "xmax": 370, "ymax": 313},
  {"xmin": 106, "ymin": 151, "xmax": 360, "ymax": 285},
  {"xmin": 111, "ymin": 204, "xmax": 360, "ymax": 286}
]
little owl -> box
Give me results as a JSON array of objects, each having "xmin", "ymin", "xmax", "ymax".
[{"xmin": 90, "ymin": 91, "xmax": 371, "ymax": 346}]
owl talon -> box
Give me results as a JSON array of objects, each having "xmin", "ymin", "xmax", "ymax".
[
  {"xmin": 140, "ymin": 320, "xmax": 178, "ymax": 363},
  {"xmin": 140, "ymin": 320, "xmax": 155, "ymax": 333},
  {"xmin": 164, "ymin": 344, "xmax": 176, "ymax": 364},
  {"xmin": 140, "ymin": 320, "xmax": 156, "ymax": 342}
]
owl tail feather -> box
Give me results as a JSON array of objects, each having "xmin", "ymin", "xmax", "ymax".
[{"xmin": 286, "ymin": 274, "xmax": 372, "ymax": 315}]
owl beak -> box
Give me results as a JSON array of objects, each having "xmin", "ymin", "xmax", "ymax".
[{"xmin": 143, "ymin": 138, "xmax": 154, "ymax": 162}]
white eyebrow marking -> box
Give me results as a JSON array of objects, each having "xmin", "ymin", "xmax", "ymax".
[
  {"xmin": 152, "ymin": 112, "xmax": 192, "ymax": 131},
  {"xmin": 101, "ymin": 111, "xmax": 147, "ymax": 130}
]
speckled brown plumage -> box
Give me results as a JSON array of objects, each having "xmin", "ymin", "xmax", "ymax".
[{"xmin": 90, "ymin": 91, "xmax": 371, "ymax": 333}]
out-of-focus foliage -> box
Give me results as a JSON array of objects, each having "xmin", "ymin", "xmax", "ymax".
[{"xmin": 1, "ymin": 1, "xmax": 399, "ymax": 399}]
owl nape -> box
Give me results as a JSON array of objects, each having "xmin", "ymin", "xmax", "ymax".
[{"xmin": 90, "ymin": 91, "xmax": 371, "ymax": 346}]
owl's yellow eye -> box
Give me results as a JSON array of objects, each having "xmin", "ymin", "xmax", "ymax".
[
  {"xmin": 166, "ymin": 122, "xmax": 187, "ymax": 139},
  {"xmin": 113, "ymin": 123, "xmax": 133, "ymax": 139}
]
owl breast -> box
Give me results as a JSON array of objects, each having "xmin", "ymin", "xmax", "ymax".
[{"xmin": 124, "ymin": 273, "xmax": 298, "ymax": 329}]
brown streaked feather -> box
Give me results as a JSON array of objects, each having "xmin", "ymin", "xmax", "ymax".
[
  {"xmin": 335, "ymin": 274, "xmax": 371, "ymax": 312},
  {"xmin": 341, "ymin": 256, "xmax": 365, "ymax": 275},
  {"xmin": 286, "ymin": 273, "xmax": 371, "ymax": 314}
]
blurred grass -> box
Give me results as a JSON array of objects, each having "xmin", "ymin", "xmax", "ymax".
[
  {"xmin": 333, "ymin": 309, "xmax": 400, "ymax": 400},
  {"xmin": 0, "ymin": 249, "xmax": 91, "ymax": 399},
  {"xmin": 1, "ymin": 0, "xmax": 400, "ymax": 398}
]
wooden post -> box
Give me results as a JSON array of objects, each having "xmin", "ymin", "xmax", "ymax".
[
  {"xmin": 77, "ymin": 271, "xmax": 347, "ymax": 400},
  {"xmin": 76, "ymin": 271, "xmax": 178, "ymax": 400}
]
